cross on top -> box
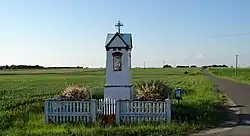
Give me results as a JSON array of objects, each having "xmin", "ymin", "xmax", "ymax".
[{"xmin": 115, "ymin": 21, "xmax": 123, "ymax": 33}]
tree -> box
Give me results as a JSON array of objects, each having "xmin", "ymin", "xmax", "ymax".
[
  {"xmin": 163, "ymin": 64, "xmax": 172, "ymax": 68},
  {"xmin": 176, "ymin": 65, "xmax": 189, "ymax": 68},
  {"xmin": 0, "ymin": 65, "xmax": 44, "ymax": 70},
  {"xmin": 201, "ymin": 66, "xmax": 208, "ymax": 69},
  {"xmin": 206, "ymin": 65, "xmax": 228, "ymax": 68}
]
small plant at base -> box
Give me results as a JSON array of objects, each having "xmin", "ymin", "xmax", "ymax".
[
  {"xmin": 184, "ymin": 71, "xmax": 189, "ymax": 74},
  {"xmin": 61, "ymin": 85, "xmax": 90, "ymax": 100},
  {"xmin": 134, "ymin": 79, "xmax": 171, "ymax": 100}
]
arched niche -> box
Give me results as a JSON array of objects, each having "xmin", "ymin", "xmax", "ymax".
[{"xmin": 112, "ymin": 52, "xmax": 123, "ymax": 71}]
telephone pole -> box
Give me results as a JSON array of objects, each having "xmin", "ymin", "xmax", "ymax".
[
  {"xmin": 235, "ymin": 54, "xmax": 238, "ymax": 77},
  {"xmin": 144, "ymin": 61, "xmax": 146, "ymax": 69}
]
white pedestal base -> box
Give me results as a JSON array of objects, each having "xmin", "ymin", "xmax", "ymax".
[{"xmin": 104, "ymin": 85, "xmax": 133, "ymax": 100}]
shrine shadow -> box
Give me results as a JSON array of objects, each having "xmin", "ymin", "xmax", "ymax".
[
  {"xmin": 227, "ymin": 104, "xmax": 245, "ymax": 108},
  {"xmin": 238, "ymin": 113, "xmax": 250, "ymax": 126}
]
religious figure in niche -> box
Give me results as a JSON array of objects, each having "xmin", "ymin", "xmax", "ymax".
[
  {"xmin": 114, "ymin": 56, "xmax": 122, "ymax": 71},
  {"xmin": 112, "ymin": 52, "xmax": 122, "ymax": 71}
]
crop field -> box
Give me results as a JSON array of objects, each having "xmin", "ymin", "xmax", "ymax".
[
  {"xmin": 0, "ymin": 68, "xmax": 226, "ymax": 136},
  {"xmin": 209, "ymin": 68, "xmax": 250, "ymax": 84}
]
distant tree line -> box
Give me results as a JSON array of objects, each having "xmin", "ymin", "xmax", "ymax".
[
  {"xmin": 0, "ymin": 65, "xmax": 44, "ymax": 70},
  {"xmin": 0, "ymin": 65, "xmax": 84, "ymax": 70},
  {"xmin": 162, "ymin": 65, "xmax": 172, "ymax": 68},
  {"xmin": 163, "ymin": 64, "xmax": 197, "ymax": 68},
  {"xmin": 163, "ymin": 64, "xmax": 228, "ymax": 68},
  {"xmin": 0, "ymin": 64, "xmax": 229, "ymax": 70},
  {"xmin": 47, "ymin": 66, "xmax": 83, "ymax": 69},
  {"xmin": 201, "ymin": 65, "xmax": 228, "ymax": 69}
]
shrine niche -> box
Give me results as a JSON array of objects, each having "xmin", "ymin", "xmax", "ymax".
[{"xmin": 112, "ymin": 52, "xmax": 122, "ymax": 71}]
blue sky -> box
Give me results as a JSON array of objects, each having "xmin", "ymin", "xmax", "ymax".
[{"xmin": 0, "ymin": 0, "xmax": 250, "ymax": 67}]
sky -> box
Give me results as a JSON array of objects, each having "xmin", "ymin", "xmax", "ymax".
[{"xmin": 0, "ymin": 0, "xmax": 250, "ymax": 68}]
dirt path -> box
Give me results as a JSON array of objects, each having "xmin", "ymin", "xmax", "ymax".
[{"xmin": 204, "ymin": 74, "xmax": 250, "ymax": 136}]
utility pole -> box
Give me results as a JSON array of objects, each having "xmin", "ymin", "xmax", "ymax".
[
  {"xmin": 144, "ymin": 61, "xmax": 146, "ymax": 69},
  {"xmin": 235, "ymin": 54, "xmax": 238, "ymax": 77}
]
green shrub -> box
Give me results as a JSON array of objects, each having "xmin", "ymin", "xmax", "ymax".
[
  {"xmin": 134, "ymin": 79, "xmax": 171, "ymax": 100},
  {"xmin": 90, "ymin": 88, "xmax": 104, "ymax": 99},
  {"xmin": 188, "ymin": 71, "xmax": 201, "ymax": 76},
  {"xmin": 61, "ymin": 85, "xmax": 90, "ymax": 100}
]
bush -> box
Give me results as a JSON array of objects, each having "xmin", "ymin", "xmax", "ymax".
[
  {"xmin": 190, "ymin": 65, "xmax": 197, "ymax": 68},
  {"xmin": 163, "ymin": 64, "xmax": 172, "ymax": 68},
  {"xmin": 61, "ymin": 85, "xmax": 90, "ymax": 100},
  {"xmin": 134, "ymin": 80, "xmax": 171, "ymax": 100},
  {"xmin": 90, "ymin": 88, "xmax": 104, "ymax": 99}
]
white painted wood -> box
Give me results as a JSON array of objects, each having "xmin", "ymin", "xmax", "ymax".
[
  {"xmin": 105, "ymin": 33, "xmax": 132, "ymax": 49},
  {"xmin": 45, "ymin": 99, "xmax": 97, "ymax": 124},
  {"xmin": 105, "ymin": 49, "xmax": 131, "ymax": 85},
  {"xmin": 107, "ymin": 36, "xmax": 128, "ymax": 48},
  {"xmin": 44, "ymin": 101, "xmax": 49, "ymax": 123},
  {"xmin": 104, "ymin": 87, "xmax": 133, "ymax": 100},
  {"xmin": 104, "ymin": 33, "xmax": 133, "ymax": 100},
  {"xmin": 91, "ymin": 100, "xmax": 97, "ymax": 123},
  {"xmin": 166, "ymin": 99, "xmax": 172, "ymax": 123},
  {"xmin": 117, "ymin": 100, "xmax": 171, "ymax": 125},
  {"xmin": 97, "ymin": 98, "xmax": 116, "ymax": 115},
  {"xmin": 45, "ymin": 98, "xmax": 171, "ymax": 124},
  {"xmin": 115, "ymin": 100, "xmax": 120, "ymax": 125}
]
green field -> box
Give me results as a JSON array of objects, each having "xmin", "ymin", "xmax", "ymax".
[
  {"xmin": 209, "ymin": 68, "xmax": 250, "ymax": 84},
  {"xmin": 0, "ymin": 68, "xmax": 226, "ymax": 136}
]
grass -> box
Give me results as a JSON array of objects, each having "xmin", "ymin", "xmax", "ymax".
[
  {"xmin": 0, "ymin": 68, "xmax": 226, "ymax": 136},
  {"xmin": 208, "ymin": 68, "xmax": 250, "ymax": 84}
]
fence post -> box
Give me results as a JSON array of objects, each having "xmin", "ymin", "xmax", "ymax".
[
  {"xmin": 44, "ymin": 100, "xmax": 49, "ymax": 123},
  {"xmin": 115, "ymin": 100, "xmax": 120, "ymax": 125},
  {"xmin": 165, "ymin": 98, "xmax": 171, "ymax": 123},
  {"xmin": 91, "ymin": 99, "xmax": 97, "ymax": 123}
]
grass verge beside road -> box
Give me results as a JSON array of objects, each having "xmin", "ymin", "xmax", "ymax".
[{"xmin": 208, "ymin": 68, "xmax": 250, "ymax": 85}]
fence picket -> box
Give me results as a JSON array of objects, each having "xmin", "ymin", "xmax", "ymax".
[{"xmin": 45, "ymin": 98, "xmax": 171, "ymax": 124}]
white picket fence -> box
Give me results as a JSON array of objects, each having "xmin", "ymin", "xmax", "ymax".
[
  {"xmin": 44, "ymin": 98, "xmax": 171, "ymax": 124},
  {"xmin": 97, "ymin": 99, "xmax": 116, "ymax": 115},
  {"xmin": 117, "ymin": 99, "xmax": 171, "ymax": 124},
  {"xmin": 44, "ymin": 98, "xmax": 97, "ymax": 123}
]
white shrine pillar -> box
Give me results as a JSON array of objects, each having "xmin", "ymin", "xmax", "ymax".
[{"xmin": 104, "ymin": 21, "xmax": 133, "ymax": 100}]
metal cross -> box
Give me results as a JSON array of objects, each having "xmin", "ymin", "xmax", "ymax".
[{"xmin": 115, "ymin": 21, "xmax": 123, "ymax": 33}]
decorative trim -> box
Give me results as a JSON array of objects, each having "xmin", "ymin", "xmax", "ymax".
[
  {"xmin": 105, "ymin": 84, "xmax": 133, "ymax": 88},
  {"xmin": 105, "ymin": 32, "xmax": 130, "ymax": 50},
  {"xmin": 112, "ymin": 52, "xmax": 122, "ymax": 57},
  {"xmin": 106, "ymin": 47, "xmax": 130, "ymax": 51}
]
